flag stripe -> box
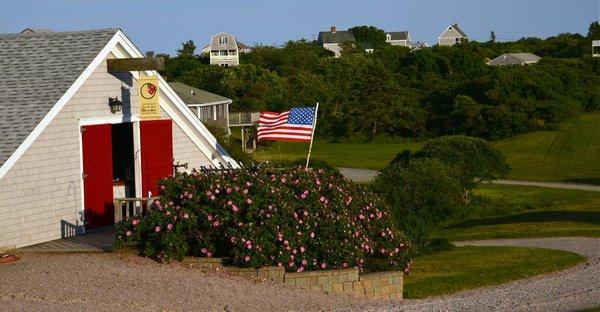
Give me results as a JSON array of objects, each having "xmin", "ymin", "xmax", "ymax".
[{"xmin": 258, "ymin": 107, "xmax": 316, "ymax": 142}]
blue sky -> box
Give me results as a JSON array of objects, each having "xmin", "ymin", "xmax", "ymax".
[{"xmin": 1, "ymin": 0, "xmax": 597, "ymax": 55}]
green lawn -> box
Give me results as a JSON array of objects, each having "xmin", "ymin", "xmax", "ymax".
[
  {"xmin": 251, "ymin": 113, "xmax": 600, "ymax": 184},
  {"xmin": 404, "ymin": 245, "xmax": 585, "ymax": 299},
  {"xmin": 439, "ymin": 184, "xmax": 600, "ymax": 241},
  {"xmin": 253, "ymin": 141, "xmax": 422, "ymax": 170},
  {"xmin": 496, "ymin": 113, "xmax": 600, "ymax": 184}
]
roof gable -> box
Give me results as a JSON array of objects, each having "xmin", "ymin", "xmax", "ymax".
[
  {"xmin": 440, "ymin": 23, "xmax": 468, "ymax": 39},
  {"xmin": 0, "ymin": 29, "xmax": 118, "ymax": 167}
]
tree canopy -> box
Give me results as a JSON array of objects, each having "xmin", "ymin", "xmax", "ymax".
[{"xmin": 160, "ymin": 22, "xmax": 600, "ymax": 141}]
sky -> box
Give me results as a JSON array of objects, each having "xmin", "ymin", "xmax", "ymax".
[{"xmin": 1, "ymin": 0, "xmax": 598, "ymax": 55}]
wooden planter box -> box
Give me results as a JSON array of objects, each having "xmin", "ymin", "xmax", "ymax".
[{"xmin": 183, "ymin": 257, "xmax": 403, "ymax": 300}]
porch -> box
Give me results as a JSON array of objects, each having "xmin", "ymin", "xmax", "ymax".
[{"xmin": 19, "ymin": 226, "xmax": 115, "ymax": 253}]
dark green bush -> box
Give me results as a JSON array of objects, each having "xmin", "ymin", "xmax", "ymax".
[
  {"xmin": 117, "ymin": 166, "xmax": 411, "ymax": 273},
  {"xmin": 373, "ymin": 158, "xmax": 463, "ymax": 248}
]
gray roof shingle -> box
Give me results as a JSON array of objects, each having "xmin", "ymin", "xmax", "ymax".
[
  {"xmin": 318, "ymin": 31, "xmax": 355, "ymax": 44},
  {"xmin": 0, "ymin": 28, "xmax": 118, "ymax": 166},
  {"xmin": 387, "ymin": 31, "xmax": 409, "ymax": 41},
  {"xmin": 168, "ymin": 82, "xmax": 232, "ymax": 105}
]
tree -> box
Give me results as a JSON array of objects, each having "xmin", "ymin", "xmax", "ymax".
[
  {"xmin": 588, "ymin": 21, "xmax": 600, "ymax": 40},
  {"xmin": 489, "ymin": 31, "xmax": 496, "ymax": 43},
  {"xmin": 414, "ymin": 135, "xmax": 510, "ymax": 191},
  {"xmin": 177, "ymin": 40, "xmax": 197, "ymax": 58},
  {"xmin": 349, "ymin": 26, "xmax": 388, "ymax": 49}
]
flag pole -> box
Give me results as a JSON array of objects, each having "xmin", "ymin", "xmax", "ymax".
[{"xmin": 305, "ymin": 103, "xmax": 319, "ymax": 169}]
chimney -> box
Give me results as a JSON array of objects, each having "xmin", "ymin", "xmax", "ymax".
[{"xmin": 331, "ymin": 26, "xmax": 337, "ymax": 33}]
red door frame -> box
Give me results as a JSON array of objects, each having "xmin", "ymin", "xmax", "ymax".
[
  {"xmin": 140, "ymin": 120, "xmax": 173, "ymax": 197},
  {"xmin": 81, "ymin": 124, "xmax": 114, "ymax": 229}
]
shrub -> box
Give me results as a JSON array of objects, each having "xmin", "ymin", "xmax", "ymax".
[
  {"xmin": 117, "ymin": 166, "xmax": 411, "ymax": 273},
  {"xmin": 373, "ymin": 158, "xmax": 463, "ymax": 248},
  {"xmin": 392, "ymin": 135, "xmax": 510, "ymax": 190}
]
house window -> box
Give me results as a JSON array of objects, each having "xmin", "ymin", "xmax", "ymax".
[
  {"xmin": 386, "ymin": 34, "xmax": 391, "ymax": 41},
  {"xmin": 218, "ymin": 104, "xmax": 224, "ymax": 117},
  {"xmin": 220, "ymin": 50, "xmax": 228, "ymax": 56},
  {"xmin": 219, "ymin": 37, "xmax": 228, "ymax": 44},
  {"xmin": 455, "ymin": 38, "xmax": 460, "ymax": 43}
]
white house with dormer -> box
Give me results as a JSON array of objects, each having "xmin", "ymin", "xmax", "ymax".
[{"xmin": 201, "ymin": 32, "xmax": 251, "ymax": 67}]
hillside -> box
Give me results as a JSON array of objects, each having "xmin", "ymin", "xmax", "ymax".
[{"xmin": 497, "ymin": 113, "xmax": 600, "ymax": 184}]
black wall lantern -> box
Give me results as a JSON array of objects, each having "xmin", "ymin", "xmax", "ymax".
[{"xmin": 108, "ymin": 97, "xmax": 123, "ymax": 114}]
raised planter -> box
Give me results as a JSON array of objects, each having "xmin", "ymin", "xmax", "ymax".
[{"xmin": 184, "ymin": 257, "xmax": 403, "ymax": 300}]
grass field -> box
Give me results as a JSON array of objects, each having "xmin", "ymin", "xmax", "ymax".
[
  {"xmin": 496, "ymin": 113, "xmax": 600, "ymax": 184},
  {"xmin": 404, "ymin": 245, "xmax": 585, "ymax": 299},
  {"xmin": 439, "ymin": 184, "xmax": 600, "ymax": 241},
  {"xmin": 251, "ymin": 114, "xmax": 600, "ymax": 183},
  {"xmin": 252, "ymin": 141, "xmax": 422, "ymax": 170}
]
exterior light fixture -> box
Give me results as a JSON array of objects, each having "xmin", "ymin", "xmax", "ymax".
[{"xmin": 108, "ymin": 97, "xmax": 123, "ymax": 114}]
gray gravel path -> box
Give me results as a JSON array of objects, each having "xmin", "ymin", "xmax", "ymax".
[
  {"xmin": 2, "ymin": 238, "xmax": 597, "ymax": 311},
  {"xmin": 379, "ymin": 237, "xmax": 600, "ymax": 312},
  {"xmin": 338, "ymin": 167, "xmax": 600, "ymax": 192}
]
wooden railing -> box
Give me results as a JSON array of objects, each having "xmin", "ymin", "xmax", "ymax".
[
  {"xmin": 229, "ymin": 112, "xmax": 259, "ymax": 126},
  {"xmin": 114, "ymin": 197, "xmax": 159, "ymax": 223}
]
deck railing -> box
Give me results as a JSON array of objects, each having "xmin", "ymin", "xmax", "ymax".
[
  {"xmin": 229, "ymin": 112, "xmax": 259, "ymax": 126},
  {"xmin": 114, "ymin": 197, "xmax": 159, "ymax": 223}
]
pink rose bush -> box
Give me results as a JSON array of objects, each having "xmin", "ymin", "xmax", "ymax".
[{"xmin": 116, "ymin": 165, "xmax": 411, "ymax": 272}]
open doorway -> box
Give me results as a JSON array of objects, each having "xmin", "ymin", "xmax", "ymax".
[{"xmin": 111, "ymin": 123, "xmax": 135, "ymax": 199}]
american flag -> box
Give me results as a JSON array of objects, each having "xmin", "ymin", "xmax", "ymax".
[{"xmin": 257, "ymin": 107, "xmax": 317, "ymax": 142}]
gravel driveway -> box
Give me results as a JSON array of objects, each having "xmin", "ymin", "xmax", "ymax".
[
  {"xmin": 2, "ymin": 237, "xmax": 598, "ymax": 311},
  {"xmin": 382, "ymin": 237, "xmax": 600, "ymax": 312}
]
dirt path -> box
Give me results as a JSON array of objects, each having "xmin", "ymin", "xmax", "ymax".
[
  {"xmin": 338, "ymin": 167, "xmax": 600, "ymax": 191},
  {"xmin": 382, "ymin": 237, "xmax": 600, "ymax": 312}
]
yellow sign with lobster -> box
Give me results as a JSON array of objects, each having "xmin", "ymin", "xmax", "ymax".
[{"xmin": 139, "ymin": 75, "xmax": 160, "ymax": 119}]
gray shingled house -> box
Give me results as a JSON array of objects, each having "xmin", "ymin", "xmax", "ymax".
[
  {"xmin": 438, "ymin": 23, "xmax": 468, "ymax": 46},
  {"xmin": 317, "ymin": 26, "xmax": 356, "ymax": 57},
  {"xmin": 0, "ymin": 28, "xmax": 237, "ymax": 250},
  {"xmin": 386, "ymin": 31, "xmax": 411, "ymax": 47},
  {"xmin": 488, "ymin": 53, "xmax": 542, "ymax": 66},
  {"xmin": 168, "ymin": 82, "xmax": 232, "ymax": 132}
]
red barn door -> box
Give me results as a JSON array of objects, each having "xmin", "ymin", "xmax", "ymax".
[
  {"xmin": 82, "ymin": 124, "xmax": 114, "ymax": 229},
  {"xmin": 140, "ymin": 120, "xmax": 173, "ymax": 197}
]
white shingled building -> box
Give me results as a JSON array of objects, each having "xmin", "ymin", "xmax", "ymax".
[{"xmin": 0, "ymin": 28, "xmax": 237, "ymax": 250}]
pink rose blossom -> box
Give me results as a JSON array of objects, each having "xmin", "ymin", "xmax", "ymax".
[
  {"xmin": 125, "ymin": 230, "xmax": 132, "ymax": 237},
  {"xmin": 154, "ymin": 226, "xmax": 161, "ymax": 232},
  {"xmin": 246, "ymin": 198, "xmax": 253, "ymax": 204},
  {"xmin": 244, "ymin": 255, "xmax": 251, "ymax": 262},
  {"xmin": 310, "ymin": 232, "xmax": 315, "ymax": 238},
  {"xmin": 132, "ymin": 219, "xmax": 140, "ymax": 226},
  {"xmin": 320, "ymin": 263, "xmax": 326, "ymax": 269},
  {"xmin": 167, "ymin": 223, "xmax": 174, "ymax": 231},
  {"xmin": 232, "ymin": 205, "xmax": 239, "ymax": 212}
]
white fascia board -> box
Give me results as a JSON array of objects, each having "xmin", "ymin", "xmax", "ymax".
[
  {"xmin": 187, "ymin": 100, "xmax": 232, "ymax": 107},
  {"xmin": 113, "ymin": 30, "xmax": 239, "ymax": 169},
  {"xmin": 0, "ymin": 31, "xmax": 122, "ymax": 181}
]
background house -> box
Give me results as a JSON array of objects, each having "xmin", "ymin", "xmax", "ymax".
[
  {"xmin": 169, "ymin": 82, "xmax": 232, "ymax": 133},
  {"xmin": 438, "ymin": 23, "xmax": 468, "ymax": 46},
  {"xmin": 201, "ymin": 32, "xmax": 250, "ymax": 67},
  {"xmin": 488, "ymin": 53, "xmax": 542, "ymax": 66},
  {"xmin": 0, "ymin": 28, "xmax": 237, "ymax": 250},
  {"xmin": 386, "ymin": 31, "xmax": 411, "ymax": 47},
  {"xmin": 317, "ymin": 26, "xmax": 356, "ymax": 57}
]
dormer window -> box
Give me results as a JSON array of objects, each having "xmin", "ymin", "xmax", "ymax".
[
  {"xmin": 386, "ymin": 34, "xmax": 391, "ymax": 41},
  {"xmin": 219, "ymin": 36, "xmax": 228, "ymax": 44}
]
